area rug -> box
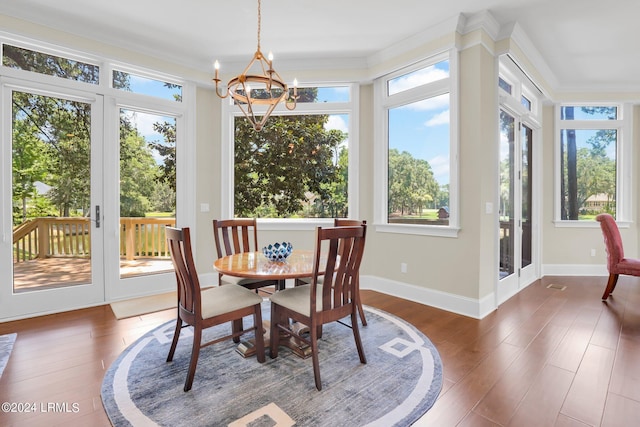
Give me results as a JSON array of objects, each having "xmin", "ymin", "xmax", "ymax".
[
  {"xmin": 101, "ymin": 304, "xmax": 443, "ymax": 426},
  {"xmin": 110, "ymin": 292, "xmax": 176, "ymax": 320},
  {"xmin": 0, "ymin": 333, "xmax": 17, "ymax": 379}
]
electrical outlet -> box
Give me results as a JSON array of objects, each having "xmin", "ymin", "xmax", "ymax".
[
  {"xmin": 591, "ymin": 248, "xmax": 596, "ymax": 257},
  {"xmin": 401, "ymin": 263, "xmax": 408, "ymax": 273}
]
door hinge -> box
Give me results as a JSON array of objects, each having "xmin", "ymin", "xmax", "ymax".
[{"xmin": 95, "ymin": 205, "xmax": 101, "ymax": 228}]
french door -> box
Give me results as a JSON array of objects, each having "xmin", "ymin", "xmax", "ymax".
[
  {"xmin": 498, "ymin": 108, "xmax": 536, "ymax": 302},
  {"xmin": 1, "ymin": 80, "xmax": 184, "ymax": 320},
  {"xmin": 0, "ymin": 82, "xmax": 105, "ymax": 319}
]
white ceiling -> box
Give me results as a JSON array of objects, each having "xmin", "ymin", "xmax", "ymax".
[{"xmin": 1, "ymin": 0, "xmax": 639, "ymax": 92}]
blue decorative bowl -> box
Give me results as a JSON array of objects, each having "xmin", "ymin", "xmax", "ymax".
[{"xmin": 262, "ymin": 242, "xmax": 293, "ymax": 261}]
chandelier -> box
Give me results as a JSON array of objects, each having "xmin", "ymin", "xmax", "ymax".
[{"xmin": 213, "ymin": 0, "xmax": 298, "ymax": 131}]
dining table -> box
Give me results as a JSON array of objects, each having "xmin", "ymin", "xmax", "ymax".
[{"xmin": 213, "ymin": 249, "xmax": 325, "ymax": 359}]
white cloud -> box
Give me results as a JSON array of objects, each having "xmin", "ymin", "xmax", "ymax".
[
  {"xmin": 325, "ymin": 115, "xmax": 348, "ymax": 133},
  {"xmin": 429, "ymin": 155, "xmax": 450, "ymax": 183},
  {"xmin": 425, "ymin": 110, "xmax": 450, "ymax": 127}
]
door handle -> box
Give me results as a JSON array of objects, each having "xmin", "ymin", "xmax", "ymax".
[{"xmin": 95, "ymin": 205, "xmax": 101, "ymax": 228}]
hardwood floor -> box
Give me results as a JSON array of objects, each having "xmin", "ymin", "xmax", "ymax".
[{"xmin": 1, "ymin": 275, "xmax": 639, "ymax": 426}]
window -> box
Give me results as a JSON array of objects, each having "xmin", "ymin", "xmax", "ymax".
[
  {"xmin": 223, "ymin": 85, "xmax": 356, "ymax": 220},
  {"xmin": 556, "ymin": 104, "xmax": 630, "ymax": 222},
  {"xmin": 2, "ymin": 44, "xmax": 99, "ymax": 84},
  {"xmin": 498, "ymin": 77, "xmax": 512, "ymax": 95},
  {"xmin": 375, "ymin": 52, "xmax": 457, "ymax": 235},
  {"xmin": 112, "ymin": 69, "xmax": 182, "ymax": 102}
]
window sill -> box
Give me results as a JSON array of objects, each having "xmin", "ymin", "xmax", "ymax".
[
  {"xmin": 553, "ymin": 219, "xmax": 631, "ymax": 229},
  {"xmin": 375, "ymin": 223, "xmax": 460, "ymax": 238},
  {"xmin": 257, "ymin": 218, "xmax": 335, "ymax": 231}
]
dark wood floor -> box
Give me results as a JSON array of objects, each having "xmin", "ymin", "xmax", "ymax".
[{"xmin": 0, "ymin": 275, "xmax": 639, "ymax": 426}]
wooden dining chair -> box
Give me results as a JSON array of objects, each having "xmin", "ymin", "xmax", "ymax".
[
  {"xmin": 295, "ymin": 219, "xmax": 367, "ymax": 326},
  {"xmin": 213, "ymin": 218, "xmax": 283, "ymax": 293},
  {"xmin": 269, "ymin": 224, "xmax": 367, "ymax": 390},
  {"xmin": 165, "ymin": 226, "xmax": 265, "ymax": 392},
  {"xmin": 596, "ymin": 213, "xmax": 640, "ymax": 299}
]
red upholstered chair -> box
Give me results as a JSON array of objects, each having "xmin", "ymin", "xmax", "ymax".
[{"xmin": 596, "ymin": 213, "xmax": 640, "ymax": 300}]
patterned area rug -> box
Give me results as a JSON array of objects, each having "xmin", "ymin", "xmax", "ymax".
[
  {"xmin": 101, "ymin": 304, "xmax": 442, "ymax": 426},
  {"xmin": 0, "ymin": 333, "xmax": 17, "ymax": 379}
]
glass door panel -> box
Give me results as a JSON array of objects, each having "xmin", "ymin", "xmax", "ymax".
[
  {"xmin": 118, "ymin": 108, "xmax": 175, "ymax": 278},
  {"xmin": 521, "ymin": 124, "xmax": 533, "ymax": 269},
  {"xmin": 12, "ymin": 91, "xmax": 94, "ymax": 292},
  {"xmin": 499, "ymin": 110, "xmax": 515, "ymax": 279}
]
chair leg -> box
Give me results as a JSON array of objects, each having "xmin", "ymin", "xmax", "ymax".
[
  {"xmin": 351, "ymin": 311, "xmax": 367, "ymax": 365},
  {"xmin": 253, "ymin": 306, "xmax": 266, "ymax": 363},
  {"xmin": 310, "ymin": 321, "xmax": 322, "ymax": 391},
  {"xmin": 166, "ymin": 317, "xmax": 182, "ymax": 362},
  {"xmin": 269, "ymin": 304, "xmax": 281, "ymax": 359},
  {"xmin": 232, "ymin": 318, "xmax": 243, "ymax": 343},
  {"xmin": 356, "ymin": 298, "xmax": 367, "ymax": 326},
  {"xmin": 602, "ymin": 274, "xmax": 619, "ymax": 300},
  {"xmin": 184, "ymin": 326, "xmax": 202, "ymax": 392}
]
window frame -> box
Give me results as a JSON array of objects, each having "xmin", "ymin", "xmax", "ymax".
[
  {"xmin": 373, "ymin": 50, "xmax": 459, "ymax": 237},
  {"xmin": 553, "ymin": 102, "xmax": 632, "ymax": 227},
  {"xmin": 220, "ymin": 83, "xmax": 359, "ymax": 230}
]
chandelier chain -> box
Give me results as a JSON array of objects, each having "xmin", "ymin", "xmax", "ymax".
[{"xmin": 257, "ymin": 0, "xmax": 261, "ymax": 52}]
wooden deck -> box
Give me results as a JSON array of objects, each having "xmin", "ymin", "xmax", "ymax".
[{"xmin": 12, "ymin": 257, "xmax": 173, "ymax": 292}]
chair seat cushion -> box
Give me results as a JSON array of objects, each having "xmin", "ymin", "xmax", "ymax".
[
  {"xmin": 614, "ymin": 258, "xmax": 640, "ymax": 276},
  {"xmin": 201, "ymin": 285, "xmax": 263, "ymax": 319},
  {"xmin": 269, "ymin": 284, "xmax": 324, "ymax": 317}
]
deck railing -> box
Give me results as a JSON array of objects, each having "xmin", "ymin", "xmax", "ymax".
[{"xmin": 12, "ymin": 217, "xmax": 175, "ymax": 263}]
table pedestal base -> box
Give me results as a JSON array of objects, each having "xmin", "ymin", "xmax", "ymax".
[{"xmin": 236, "ymin": 321, "xmax": 312, "ymax": 359}]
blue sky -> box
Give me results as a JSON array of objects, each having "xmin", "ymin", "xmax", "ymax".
[{"xmin": 387, "ymin": 62, "xmax": 451, "ymax": 186}]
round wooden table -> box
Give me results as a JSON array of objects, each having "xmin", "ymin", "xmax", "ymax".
[
  {"xmin": 213, "ymin": 249, "xmax": 320, "ymax": 358},
  {"xmin": 213, "ymin": 249, "xmax": 317, "ymax": 283}
]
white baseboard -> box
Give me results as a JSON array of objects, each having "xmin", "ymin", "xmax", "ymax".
[
  {"xmin": 542, "ymin": 264, "xmax": 608, "ymax": 276},
  {"xmin": 360, "ymin": 275, "xmax": 496, "ymax": 320}
]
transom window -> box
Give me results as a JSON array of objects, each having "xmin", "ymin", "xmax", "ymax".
[
  {"xmin": 112, "ymin": 69, "xmax": 182, "ymax": 102},
  {"xmin": 2, "ymin": 44, "xmax": 99, "ymax": 84}
]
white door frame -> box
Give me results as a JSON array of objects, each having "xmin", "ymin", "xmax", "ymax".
[{"xmin": 0, "ymin": 78, "xmax": 105, "ymax": 320}]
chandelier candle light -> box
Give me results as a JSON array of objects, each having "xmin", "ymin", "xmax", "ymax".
[{"xmin": 213, "ymin": 0, "xmax": 298, "ymax": 131}]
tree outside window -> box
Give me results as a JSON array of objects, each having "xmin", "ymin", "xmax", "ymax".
[
  {"xmin": 559, "ymin": 106, "xmax": 618, "ymax": 220},
  {"xmin": 231, "ymin": 87, "xmax": 351, "ymax": 219}
]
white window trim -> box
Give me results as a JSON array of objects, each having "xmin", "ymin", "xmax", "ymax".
[
  {"xmin": 220, "ymin": 83, "xmax": 359, "ymax": 230},
  {"xmin": 553, "ymin": 102, "xmax": 632, "ymax": 227},
  {"xmin": 373, "ymin": 49, "xmax": 460, "ymax": 237}
]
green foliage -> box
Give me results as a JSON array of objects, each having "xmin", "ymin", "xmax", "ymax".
[
  {"xmin": 234, "ymin": 113, "xmax": 348, "ymax": 218},
  {"xmin": 388, "ymin": 149, "xmax": 440, "ymax": 216}
]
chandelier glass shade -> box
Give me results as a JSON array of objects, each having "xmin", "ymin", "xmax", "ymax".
[{"xmin": 213, "ymin": 0, "xmax": 297, "ymax": 131}]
